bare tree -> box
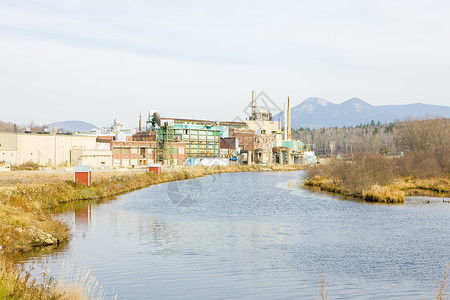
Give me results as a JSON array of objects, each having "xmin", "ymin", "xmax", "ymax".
[{"xmin": 396, "ymin": 118, "xmax": 449, "ymax": 151}]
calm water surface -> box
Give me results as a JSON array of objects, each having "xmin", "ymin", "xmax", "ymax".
[{"xmin": 24, "ymin": 171, "xmax": 450, "ymax": 299}]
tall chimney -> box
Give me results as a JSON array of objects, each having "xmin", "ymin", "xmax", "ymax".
[
  {"xmin": 251, "ymin": 90, "xmax": 256, "ymax": 120},
  {"xmin": 139, "ymin": 113, "xmax": 142, "ymax": 131},
  {"xmin": 287, "ymin": 97, "xmax": 291, "ymax": 140},
  {"xmin": 284, "ymin": 101, "xmax": 287, "ymax": 140}
]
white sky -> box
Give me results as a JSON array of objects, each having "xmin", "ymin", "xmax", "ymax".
[{"xmin": 1, "ymin": 0, "xmax": 449, "ymax": 128}]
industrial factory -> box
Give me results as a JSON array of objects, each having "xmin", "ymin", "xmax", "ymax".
[{"xmin": 0, "ymin": 91, "xmax": 316, "ymax": 169}]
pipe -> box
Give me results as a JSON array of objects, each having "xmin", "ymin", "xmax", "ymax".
[
  {"xmin": 139, "ymin": 114, "xmax": 142, "ymax": 131},
  {"xmin": 284, "ymin": 101, "xmax": 287, "ymax": 140},
  {"xmin": 287, "ymin": 97, "xmax": 291, "ymax": 140},
  {"xmin": 251, "ymin": 90, "xmax": 256, "ymax": 120}
]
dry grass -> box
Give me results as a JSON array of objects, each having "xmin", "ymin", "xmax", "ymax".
[
  {"xmin": 394, "ymin": 176, "xmax": 450, "ymax": 194},
  {"xmin": 305, "ymin": 176, "xmax": 406, "ymax": 203},
  {"xmin": 0, "ymin": 255, "xmax": 107, "ymax": 299},
  {"xmin": 0, "ymin": 204, "xmax": 69, "ymax": 254},
  {"xmin": 318, "ymin": 271, "xmax": 328, "ymax": 300},
  {"xmin": 0, "ymin": 255, "xmax": 62, "ymax": 299},
  {"xmin": 11, "ymin": 161, "xmax": 41, "ymax": 171},
  {"xmin": 0, "ymin": 171, "xmax": 137, "ymax": 187},
  {"xmin": 305, "ymin": 174, "xmax": 449, "ymax": 203},
  {"xmin": 436, "ymin": 263, "xmax": 449, "ymax": 300},
  {"xmin": 53, "ymin": 261, "xmax": 106, "ymax": 300},
  {"xmin": 362, "ymin": 185, "xmax": 405, "ymax": 203}
]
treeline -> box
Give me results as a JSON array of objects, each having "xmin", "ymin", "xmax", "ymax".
[
  {"xmin": 293, "ymin": 118, "xmax": 449, "ymax": 156},
  {"xmin": 0, "ymin": 120, "xmax": 45, "ymax": 133},
  {"xmin": 292, "ymin": 121, "xmax": 397, "ymax": 155}
]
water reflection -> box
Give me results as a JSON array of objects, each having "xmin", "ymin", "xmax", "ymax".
[
  {"xmin": 22, "ymin": 171, "xmax": 450, "ymax": 299},
  {"xmin": 75, "ymin": 205, "xmax": 92, "ymax": 227}
]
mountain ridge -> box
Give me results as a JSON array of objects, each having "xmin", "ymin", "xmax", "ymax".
[
  {"xmin": 48, "ymin": 121, "xmax": 99, "ymax": 133},
  {"xmin": 274, "ymin": 98, "xmax": 450, "ymax": 129}
]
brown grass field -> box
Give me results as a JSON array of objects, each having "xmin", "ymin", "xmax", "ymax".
[{"xmin": 0, "ymin": 170, "xmax": 138, "ymax": 187}]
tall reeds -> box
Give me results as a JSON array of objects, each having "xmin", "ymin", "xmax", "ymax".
[
  {"xmin": 436, "ymin": 263, "xmax": 449, "ymax": 300},
  {"xmin": 318, "ymin": 271, "xmax": 328, "ymax": 300}
]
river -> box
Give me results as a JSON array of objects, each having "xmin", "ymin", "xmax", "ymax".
[{"xmin": 23, "ymin": 171, "xmax": 450, "ymax": 299}]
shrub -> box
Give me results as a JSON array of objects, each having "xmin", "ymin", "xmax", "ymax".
[
  {"xmin": 12, "ymin": 161, "xmax": 40, "ymax": 171},
  {"xmin": 397, "ymin": 150, "xmax": 449, "ymax": 179},
  {"xmin": 321, "ymin": 152, "xmax": 397, "ymax": 192}
]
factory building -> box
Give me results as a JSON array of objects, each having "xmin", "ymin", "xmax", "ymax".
[
  {"xmin": 145, "ymin": 112, "xmax": 247, "ymax": 165},
  {"xmin": 142, "ymin": 90, "xmax": 315, "ymax": 166},
  {"xmin": 0, "ymin": 132, "xmax": 111, "ymax": 167},
  {"xmin": 228, "ymin": 128, "xmax": 274, "ymax": 165},
  {"xmin": 96, "ymin": 131, "xmax": 186, "ymax": 168}
]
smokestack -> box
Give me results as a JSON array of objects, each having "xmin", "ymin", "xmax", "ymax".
[
  {"xmin": 139, "ymin": 113, "xmax": 142, "ymax": 131},
  {"xmin": 284, "ymin": 101, "xmax": 287, "ymax": 140},
  {"xmin": 251, "ymin": 90, "xmax": 256, "ymax": 120},
  {"xmin": 287, "ymin": 97, "xmax": 291, "ymax": 140}
]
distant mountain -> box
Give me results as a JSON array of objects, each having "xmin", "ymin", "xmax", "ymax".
[
  {"xmin": 48, "ymin": 121, "xmax": 98, "ymax": 133},
  {"xmin": 273, "ymin": 98, "xmax": 450, "ymax": 129}
]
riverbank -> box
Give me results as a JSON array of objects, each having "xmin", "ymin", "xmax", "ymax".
[
  {"xmin": 304, "ymin": 176, "xmax": 406, "ymax": 203},
  {"xmin": 304, "ymin": 173, "xmax": 449, "ymax": 203}
]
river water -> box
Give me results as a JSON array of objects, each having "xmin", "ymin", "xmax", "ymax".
[{"xmin": 23, "ymin": 171, "xmax": 450, "ymax": 299}]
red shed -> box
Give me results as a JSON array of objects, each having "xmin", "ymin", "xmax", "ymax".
[
  {"xmin": 148, "ymin": 163, "xmax": 162, "ymax": 175},
  {"xmin": 74, "ymin": 165, "xmax": 92, "ymax": 186}
]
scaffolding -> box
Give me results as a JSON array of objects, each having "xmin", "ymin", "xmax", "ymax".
[
  {"xmin": 156, "ymin": 124, "xmax": 175, "ymax": 166},
  {"xmin": 174, "ymin": 127, "xmax": 219, "ymax": 158}
]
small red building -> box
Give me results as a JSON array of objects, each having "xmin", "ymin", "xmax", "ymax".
[
  {"xmin": 74, "ymin": 165, "xmax": 92, "ymax": 186},
  {"xmin": 148, "ymin": 163, "xmax": 162, "ymax": 175}
]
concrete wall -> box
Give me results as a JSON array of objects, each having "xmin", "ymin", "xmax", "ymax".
[
  {"xmin": 0, "ymin": 150, "xmax": 17, "ymax": 164},
  {"xmin": 0, "ymin": 133, "xmax": 18, "ymax": 149},
  {"xmin": 245, "ymin": 120, "xmax": 281, "ymax": 134},
  {"xmin": 71, "ymin": 149, "xmax": 113, "ymax": 167}
]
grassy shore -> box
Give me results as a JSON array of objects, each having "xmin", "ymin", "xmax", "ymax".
[
  {"xmin": 304, "ymin": 151, "xmax": 450, "ymax": 203},
  {"xmin": 304, "ymin": 175, "xmax": 407, "ymax": 203},
  {"xmin": 305, "ymin": 175, "xmax": 450, "ymax": 203}
]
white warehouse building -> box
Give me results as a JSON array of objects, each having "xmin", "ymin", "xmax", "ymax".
[{"xmin": 0, "ymin": 132, "xmax": 112, "ymax": 167}]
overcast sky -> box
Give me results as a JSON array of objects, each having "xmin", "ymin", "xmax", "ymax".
[{"xmin": 1, "ymin": 0, "xmax": 449, "ymax": 128}]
